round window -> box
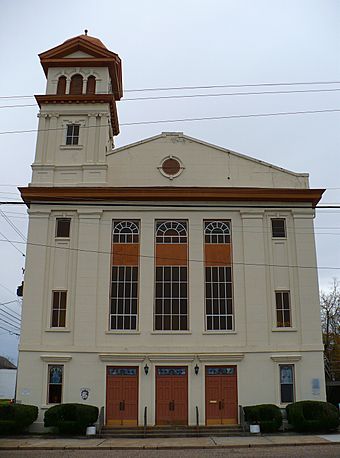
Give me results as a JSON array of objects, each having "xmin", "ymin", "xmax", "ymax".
[{"xmin": 159, "ymin": 157, "xmax": 183, "ymax": 178}]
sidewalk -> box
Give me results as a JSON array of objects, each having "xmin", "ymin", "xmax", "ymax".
[{"xmin": 1, "ymin": 433, "xmax": 340, "ymax": 450}]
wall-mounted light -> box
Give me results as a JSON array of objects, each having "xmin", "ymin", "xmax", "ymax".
[
  {"xmin": 144, "ymin": 364, "xmax": 149, "ymax": 375},
  {"xmin": 194, "ymin": 364, "xmax": 199, "ymax": 375}
]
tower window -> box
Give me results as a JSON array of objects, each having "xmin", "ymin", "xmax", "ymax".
[
  {"xmin": 271, "ymin": 218, "xmax": 286, "ymax": 238},
  {"xmin": 66, "ymin": 124, "xmax": 80, "ymax": 145},
  {"xmin": 56, "ymin": 76, "xmax": 66, "ymax": 95},
  {"xmin": 56, "ymin": 218, "xmax": 71, "ymax": 238},
  {"xmin": 69, "ymin": 74, "xmax": 83, "ymax": 95},
  {"xmin": 86, "ymin": 76, "xmax": 96, "ymax": 94}
]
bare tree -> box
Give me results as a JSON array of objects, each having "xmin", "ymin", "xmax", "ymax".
[{"xmin": 320, "ymin": 278, "xmax": 340, "ymax": 357}]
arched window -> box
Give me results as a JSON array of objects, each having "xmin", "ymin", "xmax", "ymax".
[
  {"xmin": 69, "ymin": 74, "xmax": 83, "ymax": 95},
  {"xmin": 113, "ymin": 221, "xmax": 139, "ymax": 243},
  {"xmin": 56, "ymin": 76, "xmax": 66, "ymax": 95},
  {"xmin": 204, "ymin": 221, "xmax": 230, "ymax": 244},
  {"xmin": 86, "ymin": 75, "xmax": 96, "ymax": 94},
  {"xmin": 156, "ymin": 221, "xmax": 187, "ymax": 244}
]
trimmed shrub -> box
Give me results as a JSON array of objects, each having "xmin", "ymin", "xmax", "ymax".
[
  {"xmin": 286, "ymin": 400, "xmax": 340, "ymax": 433},
  {"xmin": 0, "ymin": 403, "xmax": 38, "ymax": 434},
  {"xmin": 44, "ymin": 403, "xmax": 99, "ymax": 435},
  {"xmin": 244, "ymin": 404, "xmax": 282, "ymax": 433}
]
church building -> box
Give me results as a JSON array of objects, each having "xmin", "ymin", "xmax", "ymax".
[{"xmin": 16, "ymin": 33, "xmax": 326, "ymax": 430}]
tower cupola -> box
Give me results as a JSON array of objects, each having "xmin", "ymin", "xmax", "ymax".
[{"xmin": 31, "ymin": 33, "xmax": 123, "ymax": 186}]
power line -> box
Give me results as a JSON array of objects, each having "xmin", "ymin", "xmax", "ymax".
[
  {"xmin": 0, "ymin": 309, "xmax": 20, "ymax": 325},
  {"xmin": 0, "ymin": 108, "xmax": 340, "ymax": 136},
  {"xmin": 0, "ymin": 231, "xmax": 25, "ymax": 256},
  {"xmin": 0, "ymin": 315, "xmax": 20, "ymax": 331},
  {"xmin": 2, "ymin": 87, "xmax": 340, "ymax": 109},
  {"xmin": 2, "ymin": 80, "xmax": 340, "ymax": 100},
  {"xmin": 0, "ymin": 236, "xmax": 339, "ymax": 271},
  {"xmin": 0, "ymin": 302, "xmax": 21, "ymax": 319},
  {"xmin": 0, "ymin": 324, "xmax": 19, "ymax": 336},
  {"xmin": 0, "ymin": 210, "xmax": 26, "ymax": 241}
]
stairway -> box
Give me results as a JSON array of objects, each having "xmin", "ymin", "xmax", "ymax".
[{"xmin": 100, "ymin": 424, "xmax": 244, "ymax": 438}]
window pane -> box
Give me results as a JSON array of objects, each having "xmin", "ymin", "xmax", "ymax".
[
  {"xmin": 56, "ymin": 219, "xmax": 71, "ymax": 237},
  {"xmin": 272, "ymin": 219, "xmax": 286, "ymax": 237}
]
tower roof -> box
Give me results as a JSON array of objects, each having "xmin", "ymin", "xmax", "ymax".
[{"xmin": 63, "ymin": 33, "xmax": 107, "ymax": 50}]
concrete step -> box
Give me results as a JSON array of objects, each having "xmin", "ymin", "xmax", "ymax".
[{"xmin": 100, "ymin": 425, "xmax": 244, "ymax": 438}]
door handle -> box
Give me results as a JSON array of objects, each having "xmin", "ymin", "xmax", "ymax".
[
  {"xmin": 169, "ymin": 401, "xmax": 172, "ymax": 411},
  {"xmin": 172, "ymin": 400, "xmax": 175, "ymax": 411},
  {"xmin": 219, "ymin": 401, "xmax": 222, "ymax": 410}
]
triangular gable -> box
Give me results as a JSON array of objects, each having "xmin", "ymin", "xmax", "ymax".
[
  {"xmin": 110, "ymin": 132, "xmax": 308, "ymax": 179},
  {"xmin": 39, "ymin": 36, "xmax": 119, "ymax": 60}
]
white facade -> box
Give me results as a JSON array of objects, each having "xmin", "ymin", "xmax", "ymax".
[
  {"xmin": 0, "ymin": 369, "xmax": 16, "ymax": 399},
  {"xmin": 16, "ymin": 34, "xmax": 326, "ymax": 431}
]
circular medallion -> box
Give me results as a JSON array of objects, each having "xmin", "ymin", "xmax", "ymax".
[{"xmin": 159, "ymin": 156, "xmax": 184, "ymax": 179}]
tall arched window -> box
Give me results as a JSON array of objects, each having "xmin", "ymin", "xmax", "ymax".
[
  {"xmin": 56, "ymin": 76, "xmax": 66, "ymax": 95},
  {"xmin": 154, "ymin": 220, "xmax": 188, "ymax": 331},
  {"xmin": 86, "ymin": 75, "xmax": 96, "ymax": 94},
  {"xmin": 110, "ymin": 220, "xmax": 140, "ymax": 331},
  {"xmin": 69, "ymin": 74, "xmax": 83, "ymax": 95}
]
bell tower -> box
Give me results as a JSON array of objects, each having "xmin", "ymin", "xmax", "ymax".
[{"xmin": 31, "ymin": 31, "xmax": 123, "ymax": 186}]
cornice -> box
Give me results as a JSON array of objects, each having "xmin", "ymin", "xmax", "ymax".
[
  {"xmin": 35, "ymin": 94, "xmax": 119, "ymax": 135},
  {"xmin": 19, "ymin": 186, "xmax": 325, "ymax": 208}
]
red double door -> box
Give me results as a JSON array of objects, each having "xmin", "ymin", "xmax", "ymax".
[
  {"xmin": 106, "ymin": 367, "xmax": 138, "ymax": 426},
  {"xmin": 205, "ymin": 366, "xmax": 238, "ymax": 425},
  {"xmin": 156, "ymin": 366, "xmax": 188, "ymax": 425}
]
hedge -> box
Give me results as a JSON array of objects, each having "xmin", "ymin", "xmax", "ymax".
[
  {"xmin": 244, "ymin": 404, "xmax": 282, "ymax": 433},
  {"xmin": 0, "ymin": 403, "xmax": 38, "ymax": 434},
  {"xmin": 286, "ymin": 400, "xmax": 340, "ymax": 433},
  {"xmin": 44, "ymin": 403, "xmax": 99, "ymax": 435}
]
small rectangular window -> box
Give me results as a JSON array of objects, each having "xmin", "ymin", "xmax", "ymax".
[
  {"xmin": 280, "ymin": 364, "xmax": 295, "ymax": 403},
  {"xmin": 271, "ymin": 218, "xmax": 286, "ymax": 238},
  {"xmin": 66, "ymin": 124, "xmax": 80, "ymax": 145},
  {"xmin": 51, "ymin": 291, "xmax": 67, "ymax": 327},
  {"xmin": 48, "ymin": 365, "xmax": 63, "ymax": 404},
  {"xmin": 275, "ymin": 291, "xmax": 291, "ymax": 327},
  {"xmin": 56, "ymin": 218, "xmax": 71, "ymax": 238}
]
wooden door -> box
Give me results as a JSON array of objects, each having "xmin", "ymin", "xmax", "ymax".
[
  {"xmin": 156, "ymin": 366, "xmax": 188, "ymax": 425},
  {"xmin": 106, "ymin": 367, "xmax": 138, "ymax": 426},
  {"xmin": 205, "ymin": 366, "xmax": 238, "ymax": 425}
]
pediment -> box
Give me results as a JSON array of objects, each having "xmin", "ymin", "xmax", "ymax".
[
  {"xmin": 107, "ymin": 132, "xmax": 310, "ymax": 189},
  {"xmin": 39, "ymin": 36, "xmax": 118, "ymax": 61}
]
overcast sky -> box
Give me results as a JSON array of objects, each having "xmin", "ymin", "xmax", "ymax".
[{"xmin": 0, "ymin": 0, "xmax": 339, "ymax": 362}]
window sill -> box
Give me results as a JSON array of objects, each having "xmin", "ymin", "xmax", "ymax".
[
  {"xmin": 150, "ymin": 331, "xmax": 192, "ymax": 335},
  {"xmin": 60, "ymin": 145, "xmax": 83, "ymax": 150},
  {"xmin": 105, "ymin": 331, "xmax": 141, "ymax": 335},
  {"xmin": 55, "ymin": 237, "xmax": 70, "ymax": 241},
  {"xmin": 272, "ymin": 327, "xmax": 297, "ymax": 332},
  {"xmin": 202, "ymin": 330, "xmax": 237, "ymax": 335},
  {"xmin": 45, "ymin": 328, "xmax": 71, "ymax": 333}
]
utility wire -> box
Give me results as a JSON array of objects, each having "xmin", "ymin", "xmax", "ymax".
[
  {"xmin": 0, "ymin": 210, "xmax": 26, "ymax": 241},
  {"xmin": 0, "ymin": 108, "xmax": 340, "ymax": 136},
  {"xmin": 0, "ymin": 236, "xmax": 339, "ymax": 271},
  {"xmin": 0, "ymin": 311, "xmax": 20, "ymax": 328},
  {"xmin": 0, "ymin": 308, "xmax": 21, "ymax": 323},
  {"xmin": 0, "ymin": 315, "xmax": 20, "ymax": 331},
  {"xmin": 0, "ymin": 231, "xmax": 25, "ymax": 256},
  {"xmin": 2, "ymin": 79, "xmax": 340, "ymax": 99},
  {"xmin": 0, "ymin": 324, "xmax": 19, "ymax": 336},
  {"xmin": 0, "ymin": 301, "xmax": 21, "ymax": 321},
  {"xmin": 2, "ymin": 87, "xmax": 340, "ymax": 109}
]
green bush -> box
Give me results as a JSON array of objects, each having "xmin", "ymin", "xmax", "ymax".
[
  {"xmin": 44, "ymin": 403, "xmax": 99, "ymax": 435},
  {"xmin": 0, "ymin": 403, "xmax": 38, "ymax": 434},
  {"xmin": 244, "ymin": 404, "xmax": 282, "ymax": 433},
  {"xmin": 286, "ymin": 400, "xmax": 340, "ymax": 433}
]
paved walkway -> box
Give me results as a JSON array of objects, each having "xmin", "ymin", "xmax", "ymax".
[{"xmin": 1, "ymin": 433, "xmax": 340, "ymax": 450}]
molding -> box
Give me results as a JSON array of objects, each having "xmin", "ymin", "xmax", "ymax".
[
  {"xmin": 19, "ymin": 186, "xmax": 325, "ymax": 207},
  {"xmin": 40, "ymin": 355, "xmax": 72, "ymax": 362},
  {"xmin": 270, "ymin": 354, "xmax": 302, "ymax": 362},
  {"xmin": 197, "ymin": 353, "xmax": 244, "ymax": 362},
  {"xmin": 35, "ymin": 94, "xmax": 119, "ymax": 135},
  {"xmin": 99, "ymin": 354, "xmax": 146, "ymax": 363},
  {"xmin": 147, "ymin": 354, "xmax": 196, "ymax": 363}
]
